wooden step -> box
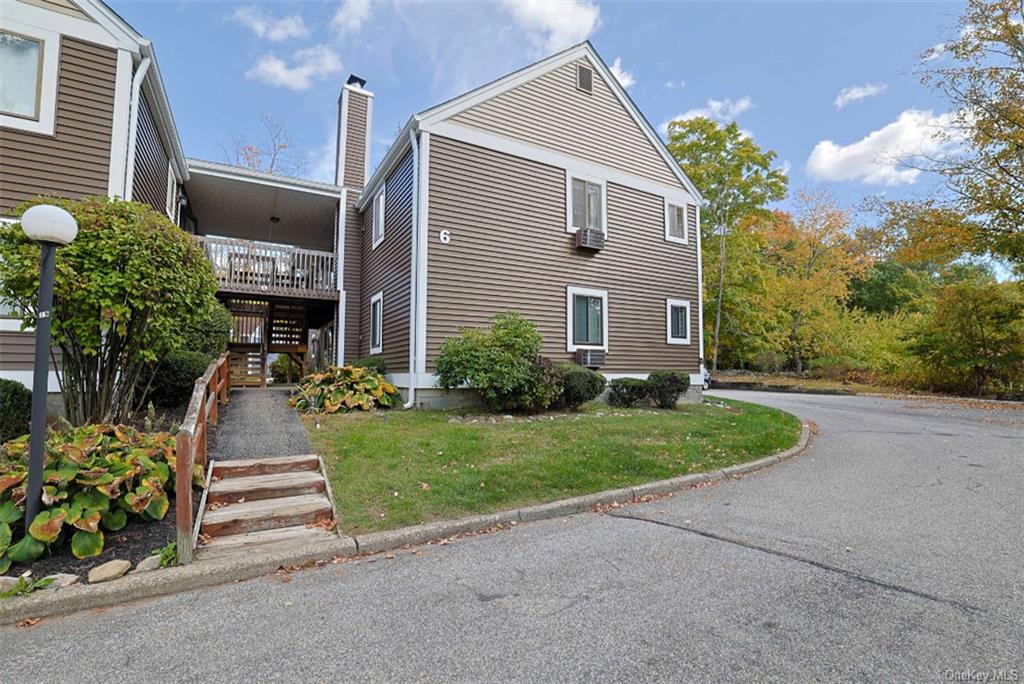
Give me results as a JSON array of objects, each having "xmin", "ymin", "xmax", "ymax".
[
  {"xmin": 212, "ymin": 454, "xmax": 320, "ymax": 479},
  {"xmin": 197, "ymin": 525, "xmax": 337, "ymax": 560},
  {"xmin": 201, "ymin": 493, "xmax": 332, "ymax": 537},
  {"xmin": 208, "ymin": 470, "xmax": 326, "ymax": 505}
]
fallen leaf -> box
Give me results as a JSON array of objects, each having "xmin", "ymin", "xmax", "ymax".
[
  {"xmin": 16, "ymin": 618, "xmax": 40, "ymax": 629},
  {"xmin": 418, "ymin": 482, "xmax": 431, "ymax": 490}
]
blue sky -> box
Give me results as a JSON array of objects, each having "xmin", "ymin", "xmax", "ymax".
[{"xmin": 111, "ymin": 0, "xmax": 966, "ymax": 212}]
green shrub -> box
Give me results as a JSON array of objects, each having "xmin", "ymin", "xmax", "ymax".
[
  {"xmin": 559, "ymin": 365, "xmax": 606, "ymax": 409},
  {"xmin": 608, "ymin": 378, "xmax": 650, "ymax": 408},
  {"xmin": 270, "ymin": 354, "xmax": 302, "ymax": 384},
  {"xmin": 647, "ymin": 370, "xmax": 691, "ymax": 408},
  {"xmin": 181, "ymin": 303, "xmax": 233, "ymax": 360},
  {"xmin": 149, "ymin": 350, "xmax": 211, "ymax": 408},
  {"xmin": 436, "ymin": 311, "xmax": 560, "ymax": 412},
  {"xmin": 0, "ymin": 379, "xmax": 31, "ymax": 443},
  {"xmin": 352, "ymin": 356, "xmax": 389, "ymax": 375},
  {"xmin": 290, "ymin": 366, "xmax": 400, "ymax": 413},
  {"xmin": 0, "ymin": 424, "xmax": 202, "ymax": 571}
]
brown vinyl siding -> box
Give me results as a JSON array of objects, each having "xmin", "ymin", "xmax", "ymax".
[
  {"xmin": 0, "ymin": 330, "xmax": 61, "ymax": 370},
  {"xmin": 132, "ymin": 92, "xmax": 169, "ymax": 213},
  {"xmin": 357, "ymin": 150, "xmax": 413, "ymax": 371},
  {"xmin": 425, "ymin": 135, "xmax": 700, "ymax": 373},
  {"xmin": 451, "ymin": 57, "xmax": 680, "ymax": 188},
  {"xmin": 0, "ymin": 37, "xmax": 115, "ymax": 215},
  {"xmin": 342, "ymin": 192, "xmax": 362, "ymax": 362},
  {"xmin": 343, "ymin": 93, "xmax": 368, "ymax": 188}
]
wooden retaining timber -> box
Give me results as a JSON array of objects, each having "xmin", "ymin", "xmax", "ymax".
[{"xmin": 175, "ymin": 352, "xmax": 231, "ymax": 564}]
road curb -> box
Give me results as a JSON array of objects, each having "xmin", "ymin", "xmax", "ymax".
[{"xmin": 1, "ymin": 423, "xmax": 810, "ymax": 626}]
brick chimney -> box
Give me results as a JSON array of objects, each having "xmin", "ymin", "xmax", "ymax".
[{"xmin": 335, "ymin": 75, "xmax": 373, "ymax": 189}]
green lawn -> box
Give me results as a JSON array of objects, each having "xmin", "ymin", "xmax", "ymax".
[{"xmin": 304, "ymin": 398, "xmax": 801, "ymax": 535}]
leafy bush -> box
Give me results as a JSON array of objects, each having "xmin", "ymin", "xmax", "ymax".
[
  {"xmin": 647, "ymin": 370, "xmax": 691, "ymax": 409},
  {"xmin": 290, "ymin": 366, "xmax": 400, "ymax": 413},
  {"xmin": 270, "ymin": 354, "xmax": 302, "ymax": 384},
  {"xmin": 352, "ymin": 356, "xmax": 389, "ymax": 375},
  {"xmin": 559, "ymin": 365, "xmax": 606, "ymax": 409},
  {"xmin": 149, "ymin": 350, "xmax": 210, "ymax": 408},
  {"xmin": 0, "ymin": 196, "xmax": 219, "ymax": 424},
  {"xmin": 0, "ymin": 424, "xmax": 202, "ymax": 571},
  {"xmin": 0, "ymin": 380, "xmax": 31, "ymax": 443},
  {"xmin": 436, "ymin": 311, "xmax": 560, "ymax": 412},
  {"xmin": 181, "ymin": 303, "xmax": 233, "ymax": 360},
  {"xmin": 607, "ymin": 378, "xmax": 650, "ymax": 408}
]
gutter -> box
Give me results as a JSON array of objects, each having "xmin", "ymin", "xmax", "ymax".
[
  {"xmin": 122, "ymin": 56, "xmax": 150, "ymax": 200},
  {"xmin": 403, "ymin": 128, "xmax": 420, "ymax": 409}
]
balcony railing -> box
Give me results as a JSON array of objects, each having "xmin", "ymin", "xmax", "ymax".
[{"xmin": 195, "ymin": 235, "xmax": 338, "ymax": 300}]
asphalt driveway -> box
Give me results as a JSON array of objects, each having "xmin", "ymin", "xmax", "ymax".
[{"xmin": 6, "ymin": 392, "xmax": 1023, "ymax": 682}]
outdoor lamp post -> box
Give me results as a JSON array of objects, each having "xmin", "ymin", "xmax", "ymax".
[{"xmin": 21, "ymin": 204, "xmax": 78, "ymax": 528}]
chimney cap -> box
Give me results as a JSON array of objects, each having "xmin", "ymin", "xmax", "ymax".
[{"xmin": 346, "ymin": 74, "xmax": 367, "ymax": 88}]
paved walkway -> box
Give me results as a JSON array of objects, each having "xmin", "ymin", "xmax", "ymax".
[
  {"xmin": 206, "ymin": 388, "xmax": 312, "ymax": 461},
  {"xmin": 5, "ymin": 392, "xmax": 1023, "ymax": 681}
]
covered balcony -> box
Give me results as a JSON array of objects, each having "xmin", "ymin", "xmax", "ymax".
[{"xmin": 196, "ymin": 235, "xmax": 337, "ymax": 300}]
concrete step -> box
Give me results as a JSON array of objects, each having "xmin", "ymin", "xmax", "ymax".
[
  {"xmin": 208, "ymin": 470, "xmax": 326, "ymax": 505},
  {"xmin": 201, "ymin": 493, "xmax": 333, "ymax": 537},
  {"xmin": 196, "ymin": 525, "xmax": 337, "ymax": 561},
  {"xmin": 212, "ymin": 454, "xmax": 320, "ymax": 479}
]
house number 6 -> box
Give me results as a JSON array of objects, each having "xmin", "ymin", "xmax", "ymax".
[{"xmin": 439, "ymin": 230, "xmax": 451, "ymax": 244}]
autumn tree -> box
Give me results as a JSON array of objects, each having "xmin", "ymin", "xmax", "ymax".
[
  {"xmin": 758, "ymin": 191, "xmax": 869, "ymax": 374},
  {"xmin": 666, "ymin": 117, "xmax": 788, "ymax": 371},
  {"xmin": 922, "ymin": 0, "xmax": 1024, "ymax": 267},
  {"xmin": 222, "ymin": 112, "xmax": 306, "ymax": 176}
]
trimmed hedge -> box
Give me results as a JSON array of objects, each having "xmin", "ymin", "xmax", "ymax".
[
  {"xmin": 0, "ymin": 379, "xmax": 31, "ymax": 443},
  {"xmin": 352, "ymin": 355, "xmax": 389, "ymax": 376},
  {"xmin": 608, "ymin": 378, "xmax": 650, "ymax": 408},
  {"xmin": 560, "ymin": 364, "xmax": 606, "ymax": 409},
  {"xmin": 647, "ymin": 370, "xmax": 690, "ymax": 408},
  {"xmin": 149, "ymin": 350, "xmax": 211, "ymax": 408}
]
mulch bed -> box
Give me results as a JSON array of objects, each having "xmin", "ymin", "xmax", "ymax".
[{"xmin": 8, "ymin": 489, "xmax": 200, "ymax": 581}]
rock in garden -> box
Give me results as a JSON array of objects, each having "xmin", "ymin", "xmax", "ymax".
[
  {"xmin": 42, "ymin": 573, "xmax": 79, "ymax": 590},
  {"xmin": 88, "ymin": 559, "xmax": 131, "ymax": 584},
  {"xmin": 0, "ymin": 576, "xmax": 18, "ymax": 592},
  {"xmin": 130, "ymin": 555, "xmax": 163, "ymax": 574}
]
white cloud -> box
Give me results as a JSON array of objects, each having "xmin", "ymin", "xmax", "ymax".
[
  {"xmin": 922, "ymin": 41, "xmax": 947, "ymax": 61},
  {"xmin": 659, "ymin": 96, "xmax": 754, "ymax": 133},
  {"xmin": 246, "ymin": 45, "xmax": 343, "ymax": 91},
  {"xmin": 664, "ymin": 80, "xmax": 685, "ymax": 90},
  {"xmin": 609, "ymin": 57, "xmax": 635, "ymax": 89},
  {"xmin": 309, "ymin": 121, "xmax": 339, "ymax": 184},
  {"xmin": 232, "ymin": 6, "xmax": 309, "ymax": 41},
  {"xmin": 806, "ymin": 109, "xmax": 960, "ymax": 186},
  {"xmin": 331, "ymin": 0, "xmax": 371, "ymax": 35},
  {"xmin": 501, "ymin": 0, "xmax": 600, "ymax": 54},
  {"xmin": 834, "ymin": 82, "xmax": 887, "ymax": 109}
]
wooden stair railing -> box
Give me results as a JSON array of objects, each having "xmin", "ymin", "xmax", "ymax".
[{"xmin": 175, "ymin": 352, "xmax": 231, "ymax": 564}]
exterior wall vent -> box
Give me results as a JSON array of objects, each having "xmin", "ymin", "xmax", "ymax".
[
  {"xmin": 576, "ymin": 64, "xmax": 593, "ymax": 93},
  {"xmin": 575, "ymin": 227, "xmax": 605, "ymax": 250},
  {"xmin": 575, "ymin": 348, "xmax": 605, "ymax": 368}
]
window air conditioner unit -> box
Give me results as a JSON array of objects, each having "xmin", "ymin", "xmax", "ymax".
[
  {"xmin": 575, "ymin": 227, "xmax": 605, "ymax": 251},
  {"xmin": 575, "ymin": 349, "xmax": 605, "ymax": 368}
]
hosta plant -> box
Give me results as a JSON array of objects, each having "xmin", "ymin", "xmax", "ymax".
[
  {"xmin": 0, "ymin": 424, "xmax": 203, "ymax": 571},
  {"xmin": 290, "ymin": 366, "xmax": 400, "ymax": 414}
]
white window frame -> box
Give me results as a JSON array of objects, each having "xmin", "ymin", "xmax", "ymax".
[
  {"xmin": 664, "ymin": 199, "xmax": 688, "ymax": 245},
  {"xmin": 566, "ymin": 285, "xmax": 609, "ymax": 352},
  {"xmin": 372, "ymin": 184, "xmax": 386, "ymax": 249},
  {"xmin": 0, "ymin": 24, "xmax": 59, "ymax": 135},
  {"xmin": 666, "ymin": 298, "xmax": 691, "ymax": 345},
  {"xmin": 369, "ymin": 290, "xmax": 383, "ymax": 355},
  {"xmin": 565, "ymin": 170, "xmax": 607, "ymax": 235}
]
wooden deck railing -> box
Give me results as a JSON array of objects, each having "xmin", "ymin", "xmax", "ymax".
[
  {"xmin": 175, "ymin": 352, "xmax": 231, "ymax": 564},
  {"xmin": 195, "ymin": 235, "xmax": 338, "ymax": 300}
]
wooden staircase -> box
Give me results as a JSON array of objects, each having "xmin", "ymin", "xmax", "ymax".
[
  {"xmin": 225, "ymin": 298, "xmax": 311, "ymax": 388},
  {"xmin": 197, "ymin": 454, "xmax": 337, "ymax": 560}
]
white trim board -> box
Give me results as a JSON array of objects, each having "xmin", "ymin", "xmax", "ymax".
[
  {"xmin": 186, "ymin": 159, "xmax": 342, "ymax": 197},
  {"xmin": 107, "ymin": 47, "xmax": 133, "ymax": 196},
  {"xmin": 426, "ymin": 121, "xmax": 696, "ymax": 207},
  {"xmin": 414, "ymin": 131, "xmax": 430, "ymax": 375}
]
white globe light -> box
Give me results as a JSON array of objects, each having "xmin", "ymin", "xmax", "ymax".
[{"xmin": 20, "ymin": 204, "xmax": 78, "ymax": 245}]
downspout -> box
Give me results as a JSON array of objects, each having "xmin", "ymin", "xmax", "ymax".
[
  {"xmin": 122, "ymin": 57, "xmax": 151, "ymax": 200},
  {"xmin": 403, "ymin": 129, "xmax": 420, "ymax": 408}
]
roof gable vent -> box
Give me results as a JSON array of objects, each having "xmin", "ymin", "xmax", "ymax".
[{"xmin": 575, "ymin": 64, "xmax": 593, "ymax": 93}]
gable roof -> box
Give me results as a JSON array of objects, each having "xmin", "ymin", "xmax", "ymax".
[{"xmin": 358, "ymin": 42, "xmax": 702, "ymax": 209}]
